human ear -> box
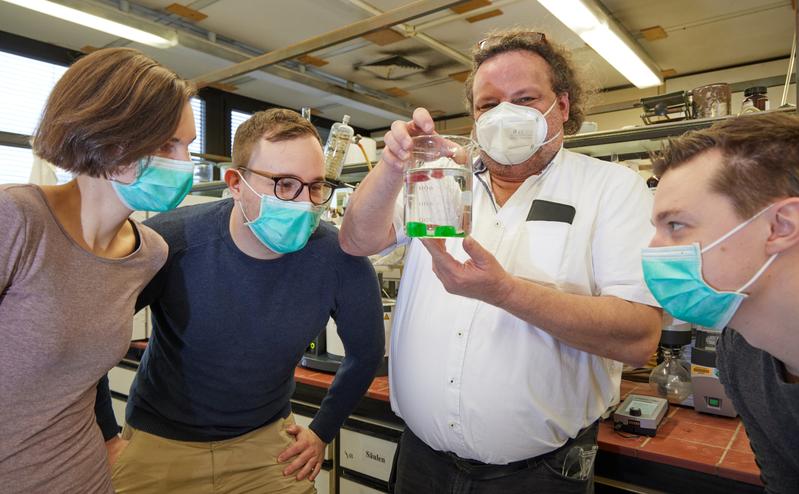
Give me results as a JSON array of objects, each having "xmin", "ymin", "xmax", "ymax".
[
  {"xmin": 766, "ymin": 198, "xmax": 799, "ymax": 255},
  {"xmin": 224, "ymin": 168, "xmax": 243, "ymax": 200},
  {"xmin": 557, "ymin": 92, "xmax": 570, "ymax": 122}
]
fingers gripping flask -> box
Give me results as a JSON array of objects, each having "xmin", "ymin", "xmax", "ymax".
[{"xmin": 323, "ymin": 115, "xmax": 354, "ymax": 181}]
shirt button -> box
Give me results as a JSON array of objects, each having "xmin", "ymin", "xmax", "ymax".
[
  {"xmin": 449, "ymin": 423, "xmax": 455, "ymax": 428},
  {"xmin": 457, "ymin": 331, "xmax": 463, "ymax": 337},
  {"xmin": 495, "ymin": 221, "xmax": 501, "ymax": 227},
  {"xmin": 450, "ymin": 378, "xmax": 455, "ymax": 384}
]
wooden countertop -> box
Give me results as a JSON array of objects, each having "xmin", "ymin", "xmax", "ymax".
[
  {"xmin": 603, "ymin": 379, "xmax": 761, "ymax": 486},
  {"xmin": 294, "ymin": 366, "xmax": 762, "ymax": 487}
]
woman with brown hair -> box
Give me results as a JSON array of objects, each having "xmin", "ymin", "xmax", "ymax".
[{"xmin": 0, "ymin": 47, "xmax": 196, "ymax": 493}]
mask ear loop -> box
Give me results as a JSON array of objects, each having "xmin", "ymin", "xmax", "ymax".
[
  {"xmin": 702, "ymin": 204, "xmax": 775, "ymax": 253},
  {"xmin": 736, "ymin": 253, "xmax": 778, "ymax": 294},
  {"xmin": 235, "ymin": 169, "xmax": 262, "ymax": 224},
  {"xmin": 536, "ymin": 98, "xmax": 562, "ymax": 150},
  {"xmin": 698, "ymin": 203, "xmax": 778, "ymax": 295},
  {"xmin": 541, "ymin": 97, "xmax": 559, "ymax": 117}
]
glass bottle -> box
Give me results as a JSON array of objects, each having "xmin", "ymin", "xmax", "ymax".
[
  {"xmin": 323, "ymin": 115, "xmax": 354, "ymax": 181},
  {"xmin": 649, "ymin": 347, "xmax": 692, "ymax": 403},
  {"xmin": 740, "ymin": 86, "xmax": 769, "ymax": 114}
]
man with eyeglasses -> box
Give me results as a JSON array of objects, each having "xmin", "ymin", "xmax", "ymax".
[
  {"xmin": 340, "ymin": 28, "xmax": 661, "ymax": 493},
  {"xmin": 97, "ymin": 109, "xmax": 386, "ymax": 494}
]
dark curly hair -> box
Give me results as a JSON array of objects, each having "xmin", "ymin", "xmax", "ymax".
[{"xmin": 464, "ymin": 28, "xmax": 589, "ymax": 135}]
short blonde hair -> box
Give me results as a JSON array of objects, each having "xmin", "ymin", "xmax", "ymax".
[{"xmin": 232, "ymin": 108, "xmax": 321, "ymax": 166}]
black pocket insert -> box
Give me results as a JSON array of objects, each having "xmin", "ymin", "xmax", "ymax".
[{"xmin": 526, "ymin": 199, "xmax": 576, "ymax": 224}]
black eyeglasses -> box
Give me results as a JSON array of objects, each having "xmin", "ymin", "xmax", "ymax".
[
  {"xmin": 476, "ymin": 32, "xmax": 547, "ymax": 51},
  {"xmin": 238, "ymin": 168, "xmax": 336, "ymax": 205}
]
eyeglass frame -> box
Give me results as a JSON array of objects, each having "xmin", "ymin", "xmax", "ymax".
[
  {"xmin": 476, "ymin": 31, "xmax": 547, "ymax": 51},
  {"xmin": 235, "ymin": 167, "xmax": 337, "ymax": 205}
]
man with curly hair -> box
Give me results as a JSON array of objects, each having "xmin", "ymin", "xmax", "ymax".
[{"xmin": 341, "ymin": 29, "xmax": 661, "ymax": 493}]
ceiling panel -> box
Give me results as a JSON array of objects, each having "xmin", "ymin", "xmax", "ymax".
[
  {"xmin": 0, "ymin": 2, "xmax": 119, "ymax": 54},
  {"xmin": 0, "ymin": 0, "xmax": 795, "ymax": 130}
]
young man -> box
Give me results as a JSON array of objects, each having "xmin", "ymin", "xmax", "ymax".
[
  {"xmin": 97, "ymin": 109, "xmax": 385, "ymax": 494},
  {"xmin": 644, "ymin": 112, "xmax": 799, "ymax": 493},
  {"xmin": 340, "ymin": 29, "xmax": 660, "ymax": 493}
]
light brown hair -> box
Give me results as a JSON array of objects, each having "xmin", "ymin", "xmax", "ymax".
[
  {"xmin": 654, "ymin": 112, "xmax": 799, "ymax": 218},
  {"xmin": 232, "ymin": 108, "xmax": 321, "ymax": 167},
  {"xmin": 33, "ymin": 47, "xmax": 195, "ymax": 178},
  {"xmin": 464, "ymin": 28, "xmax": 590, "ymax": 135}
]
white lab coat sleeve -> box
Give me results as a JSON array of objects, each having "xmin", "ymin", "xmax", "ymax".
[{"xmin": 591, "ymin": 169, "xmax": 659, "ymax": 307}]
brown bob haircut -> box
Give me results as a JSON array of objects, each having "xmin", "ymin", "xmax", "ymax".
[
  {"xmin": 654, "ymin": 112, "xmax": 799, "ymax": 218},
  {"xmin": 33, "ymin": 47, "xmax": 195, "ymax": 178},
  {"xmin": 464, "ymin": 28, "xmax": 590, "ymax": 135},
  {"xmin": 232, "ymin": 108, "xmax": 321, "ymax": 167}
]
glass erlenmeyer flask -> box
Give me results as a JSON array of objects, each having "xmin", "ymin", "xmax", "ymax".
[{"xmin": 649, "ymin": 347, "xmax": 692, "ymax": 403}]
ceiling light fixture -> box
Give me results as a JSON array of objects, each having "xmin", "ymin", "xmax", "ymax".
[
  {"xmin": 2, "ymin": 0, "xmax": 177, "ymax": 48},
  {"xmin": 537, "ymin": 0, "xmax": 662, "ymax": 88}
]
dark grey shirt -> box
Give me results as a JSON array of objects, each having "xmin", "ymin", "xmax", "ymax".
[{"xmin": 717, "ymin": 328, "xmax": 799, "ymax": 493}]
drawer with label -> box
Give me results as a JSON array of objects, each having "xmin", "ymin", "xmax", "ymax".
[{"xmin": 339, "ymin": 427, "xmax": 397, "ymax": 482}]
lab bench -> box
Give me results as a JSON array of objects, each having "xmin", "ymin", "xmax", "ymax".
[
  {"xmin": 109, "ymin": 348, "xmax": 764, "ymax": 494},
  {"xmin": 291, "ymin": 367, "xmax": 765, "ymax": 494}
]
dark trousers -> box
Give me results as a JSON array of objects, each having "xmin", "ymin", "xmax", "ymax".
[{"xmin": 390, "ymin": 424, "xmax": 598, "ymax": 494}]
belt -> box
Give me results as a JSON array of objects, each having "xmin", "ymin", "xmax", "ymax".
[{"xmin": 433, "ymin": 423, "xmax": 597, "ymax": 481}]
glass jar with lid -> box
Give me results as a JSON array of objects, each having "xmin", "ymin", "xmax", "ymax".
[{"xmin": 741, "ymin": 86, "xmax": 769, "ymax": 113}]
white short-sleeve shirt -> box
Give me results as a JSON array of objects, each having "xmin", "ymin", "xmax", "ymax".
[{"xmin": 388, "ymin": 148, "xmax": 656, "ymax": 465}]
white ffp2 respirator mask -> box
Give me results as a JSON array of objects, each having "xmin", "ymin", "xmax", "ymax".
[{"xmin": 475, "ymin": 100, "xmax": 561, "ymax": 165}]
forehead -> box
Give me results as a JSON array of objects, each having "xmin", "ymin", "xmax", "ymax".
[
  {"xmin": 653, "ymin": 149, "xmax": 725, "ymax": 215},
  {"xmin": 248, "ymin": 135, "xmax": 323, "ymax": 176},
  {"xmin": 173, "ymin": 102, "xmax": 196, "ymax": 138},
  {"xmin": 473, "ymin": 50, "xmax": 554, "ymax": 94}
]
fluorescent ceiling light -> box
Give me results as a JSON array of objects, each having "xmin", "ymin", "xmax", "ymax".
[
  {"xmin": 538, "ymin": 0, "xmax": 662, "ymax": 88},
  {"xmin": 2, "ymin": 0, "xmax": 177, "ymax": 48}
]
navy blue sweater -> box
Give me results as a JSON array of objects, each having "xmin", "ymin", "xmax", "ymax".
[{"xmin": 96, "ymin": 199, "xmax": 384, "ymax": 443}]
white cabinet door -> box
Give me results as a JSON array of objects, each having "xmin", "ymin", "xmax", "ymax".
[
  {"xmin": 111, "ymin": 397, "xmax": 127, "ymax": 427},
  {"xmin": 108, "ymin": 366, "xmax": 137, "ymax": 397},
  {"xmin": 314, "ymin": 468, "xmax": 331, "ymax": 494},
  {"xmin": 339, "ymin": 477, "xmax": 386, "ymax": 494},
  {"xmin": 131, "ymin": 309, "xmax": 147, "ymax": 341}
]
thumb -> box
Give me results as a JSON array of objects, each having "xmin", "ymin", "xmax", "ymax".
[
  {"xmin": 285, "ymin": 424, "xmax": 301, "ymax": 436},
  {"xmin": 462, "ymin": 236, "xmax": 490, "ymax": 264}
]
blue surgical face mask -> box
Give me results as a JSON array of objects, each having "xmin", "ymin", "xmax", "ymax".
[
  {"xmin": 238, "ymin": 173, "xmax": 324, "ymax": 254},
  {"xmin": 112, "ymin": 155, "xmax": 194, "ymax": 212},
  {"xmin": 642, "ymin": 205, "xmax": 778, "ymax": 330}
]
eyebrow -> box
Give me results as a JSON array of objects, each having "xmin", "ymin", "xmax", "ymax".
[
  {"xmin": 253, "ymin": 169, "xmax": 327, "ymax": 183},
  {"xmin": 474, "ymin": 86, "xmax": 541, "ymax": 104},
  {"xmin": 653, "ymin": 209, "xmax": 683, "ymax": 224}
]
